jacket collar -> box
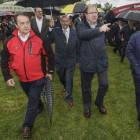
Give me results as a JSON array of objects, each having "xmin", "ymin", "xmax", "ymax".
[
  {"xmin": 12, "ymin": 28, "xmax": 35, "ymax": 39},
  {"xmin": 83, "ymin": 17, "xmax": 102, "ymax": 29}
]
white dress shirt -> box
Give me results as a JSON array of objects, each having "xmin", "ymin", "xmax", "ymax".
[
  {"xmin": 87, "ymin": 20, "xmax": 97, "ymax": 29},
  {"xmin": 62, "ymin": 26, "xmax": 70, "ymax": 44},
  {"xmin": 18, "ymin": 31, "xmax": 30, "ymax": 42},
  {"xmin": 35, "ymin": 16, "xmax": 43, "ymax": 33}
]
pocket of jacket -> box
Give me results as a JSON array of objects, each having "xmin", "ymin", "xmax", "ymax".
[{"xmin": 28, "ymin": 41, "xmax": 41, "ymax": 55}]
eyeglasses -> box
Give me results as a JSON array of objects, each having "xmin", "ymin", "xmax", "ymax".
[
  {"xmin": 87, "ymin": 12, "xmax": 98, "ymax": 15},
  {"xmin": 36, "ymin": 11, "xmax": 43, "ymax": 13}
]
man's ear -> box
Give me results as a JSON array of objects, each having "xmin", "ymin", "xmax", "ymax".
[{"xmin": 15, "ymin": 23, "xmax": 18, "ymax": 29}]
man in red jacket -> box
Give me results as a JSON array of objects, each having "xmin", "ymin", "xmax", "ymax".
[{"xmin": 1, "ymin": 12, "xmax": 54, "ymax": 138}]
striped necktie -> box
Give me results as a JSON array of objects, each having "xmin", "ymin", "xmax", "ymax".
[{"xmin": 63, "ymin": 29, "xmax": 67, "ymax": 44}]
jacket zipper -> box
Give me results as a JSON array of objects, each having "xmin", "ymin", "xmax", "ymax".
[{"xmin": 17, "ymin": 35, "xmax": 35, "ymax": 81}]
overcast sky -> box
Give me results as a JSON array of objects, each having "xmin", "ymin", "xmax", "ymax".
[{"xmin": 89, "ymin": 0, "xmax": 140, "ymax": 7}]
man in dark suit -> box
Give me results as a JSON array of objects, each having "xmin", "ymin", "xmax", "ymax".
[
  {"xmin": 30, "ymin": 7, "xmax": 50, "ymax": 35},
  {"xmin": 52, "ymin": 13, "xmax": 61, "ymax": 28},
  {"xmin": 77, "ymin": 4, "xmax": 110, "ymax": 118},
  {"xmin": 119, "ymin": 20, "xmax": 138, "ymax": 63},
  {"xmin": 112, "ymin": 20, "xmax": 123, "ymax": 56},
  {"xmin": 74, "ymin": 13, "xmax": 83, "ymax": 29},
  {"xmin": 46, "ymin": 15, "xmax": 79, "ymax": 108}
]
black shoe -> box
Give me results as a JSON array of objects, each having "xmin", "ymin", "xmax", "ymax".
[
  {"xmin": 95, "ymin": 102, "xmax": 106, "ymax": 114},
  {"xmin": 121, "ymin": 60, "xmax": 123, "ymax": 63},
  {"xmin": 84, "ymin": 109, "xmax": 91, "ymax": 118},
  {"xmin": 113, "ymin": 49, "xmax": 116, "ymax": 53},
  {"xmin": 23, "ymin": 126, "xmax": 32, "ymax": 138}
]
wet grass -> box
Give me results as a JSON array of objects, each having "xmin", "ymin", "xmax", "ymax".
[{"xmin": 0, "ymin": 42, "xmax": 139, "ymax": 140}]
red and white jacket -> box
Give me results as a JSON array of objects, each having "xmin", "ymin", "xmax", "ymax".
[{"xmin": 1, "ymin": 29, "xmax": 54, "ymax": 82}]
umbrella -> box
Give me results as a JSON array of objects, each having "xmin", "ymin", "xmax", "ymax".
[
  {"xmin": 0, "ymin": 1, "xmax": 34, "ymax": 12},
  {"xmin": 61, "ymin": 2, "xmax": 103, "ymax": 14},
  {"xmin": 43, "ymin": 77, "xmax": 54, "ymax": 125},
  {"xmin": 122, "ymin": 11, "xmax": 140, "ymax": 22},
  {"xmin": 0, "ymin": 12, "xmax": 8, "ymax": 16},
  {"xmin": 115, "ymin": 11, "xmax": 129, "ymax": 19},
  {"xmin": 43, "ymin": 7, "xmax": 64, "ymax": 15},
  {"xmin": 0, "ymin": 11, "xmax": 14, "ymax": 16},
  {"xmin": 15, "ymin": 0, "xmax": 81, "ymax": 8}
]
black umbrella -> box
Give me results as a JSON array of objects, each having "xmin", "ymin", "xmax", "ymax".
[
  {"xmin": 43, "ymin": 77, "xmax": 54, "ymax": 125},
  {"xmin": 16, "ymin": 0, "xmax": 81, "ymax": 8},
  {"xmin": 73, "ymin": 2, "xmax": 86, "ymax": 13},
  {"xmin": 43, "ymin": 7, "xmax": 64, "ymax": 15},
  {"xmin": 116, "ymin": 11, "xmax": 140, "ymax": 22},
  {"xmin": 123, "ymin": 11, "xmax": 140, "ymax": 22},
  {"xmin": 115, "ymin": 11, "xmax": 129, "ymax": 19}
]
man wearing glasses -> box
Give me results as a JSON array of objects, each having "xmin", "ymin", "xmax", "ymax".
[
  {"xmin": 77, "ymin": 4, "xmax": 110, "ymax": 118},
  {"xmin": 31, "ymin": 7, "xmax": 50, "ymax": 35}
]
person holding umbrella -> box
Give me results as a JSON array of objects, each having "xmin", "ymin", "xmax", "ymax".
[
  {"xmin": 46, "ymin": 15, "xmax": 79, "ymax": 107},
  {"xmin": 1, "ymin": 12, "xmax": 54, "ymax": 138},
  {"xmin": 77, "ymin": 4, "xmax": 110, "ymax": 118}
]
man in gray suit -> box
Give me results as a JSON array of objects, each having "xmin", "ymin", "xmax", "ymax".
[
  {"xmin": 46, "ymin": 15, "xmax": 79, "ymax": 108},
  {"xmin": 30, "ymin": 7, "xmax": 50, "ymax": 35}
]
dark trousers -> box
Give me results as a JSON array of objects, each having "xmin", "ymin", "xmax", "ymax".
[
  {"xmin": 81, "ymin": 70, "xmax": 109, "ymax": 110},
  {"xmin": 113, "ymin": 42, "xmax": 121, "ymax": 56},
  {"xmin": 133, "ymin": 77, "xmax": 140, "ymax": 121},
  {"xmin": 121, "ymin": 46, "xmax": 126, "ymax": 62},
  {"xmin": 20, "ymin": 77, "xmax": 45, "ymax": 129},
  {"xmin": 56, "ymin": 67, "xmax": 74, "ymax": 102}
]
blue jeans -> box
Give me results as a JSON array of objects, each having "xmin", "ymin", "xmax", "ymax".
[
  {"xmin": 20, "ymin": 77, "xmax": 45, "ymax": 129},
  {"xmin": 56, "ymin": 67, "xmax": 74, "ymax": 102}
]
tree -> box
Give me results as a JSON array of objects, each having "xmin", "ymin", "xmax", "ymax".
[{"xmin": 102, "ymin": 2, "xmax": 113, "ymax": 13}]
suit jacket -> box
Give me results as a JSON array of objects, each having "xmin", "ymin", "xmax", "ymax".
[
  {"xmin": 54, "ymin": 19, "xmax": 61, "ymax": 28},
  {"xmin": 30, "ymin": 17, "xmax": 50, "ymax": 35},
  {"xmin": 112, "ymin": 24, "xmax": 122, "ymax": 44},
  {"xmin": 46, "ymin": 26, "xmax": 80, "ymax": 69},
  {"xmin": 74, "ymin": 17, "xmax": 81, "ymax": 29}
]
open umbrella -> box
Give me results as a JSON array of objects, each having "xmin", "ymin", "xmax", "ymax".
[
  {"xmin": 0, "ymin": 11, "xmax": 14, "ymax": 16},
  {"xmin": 61, "ymin": 2, "xmax": 103, "ymax": 14},
  {"xmin": 16, "ymin": 0, "xmax": 81, "ymax": 8},
  {"xmin": 43, "ymin": 7, "xmax": 64, "ymax": 15},
  {"xmin": 122, "ymin": 11, "xmax": 140, "ymax": 21},
  {"xmin": 0, "ymin": 12, "xmax": 8, "ymax": 16},
  {"xmin": 115, "ymin": 11, "xmax": 140, "ymax": 22},
  {"xmin": 43, "ymin": 77, "xmax": 54, "ymax": 125},
  {"xmin": 0, "ymin": 1, "xmax": 34, "ymax": 12}
]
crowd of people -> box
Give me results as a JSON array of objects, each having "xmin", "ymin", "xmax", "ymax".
[{"xmin": 1, "ymin": 4, "xmax": 140, "ymax": 138}]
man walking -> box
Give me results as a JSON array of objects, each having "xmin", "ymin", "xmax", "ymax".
[
  {"xmin": 126, "ymin": 31, "xmax": 140, "ymax": 129},
  {"xmin": 46, "ymin": 15, "xmax": 79, "ymax": 107},
  {"xmin": 119, "ymin": 20, "xmax": 137, "ymax": 63},
  {"xmin": 1, "ymin": 12, "xmax": 54, "ymax": 138},
  {"xmin": 77, "ymin": 4, "xmax": 110, "ymax": 118}
]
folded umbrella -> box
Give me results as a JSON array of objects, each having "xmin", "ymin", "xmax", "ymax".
[{"xmin": 43, "ymin": 77, "xmax": 54, "ymax": 125}]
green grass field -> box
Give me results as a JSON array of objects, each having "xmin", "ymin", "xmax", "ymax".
[{"xmin": 0, "ymin": 42, "xmax": 139, "ymax": 140}]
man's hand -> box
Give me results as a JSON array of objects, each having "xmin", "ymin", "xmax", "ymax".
[
  {"xmin": 100, "ymin": 23, "xmax": 111, "ymax": 32},
  {"xmin": 6, "ymin": 78, "xmax": 15, "ymax": 86},
  {"xmin": 49, "ymin": 20, "xmax": 55, "ymax": 28},
  {"xmin": 133, "ymin": 27, "xmax": 136, "ymax": 31},
  {"xmin": 121, "ymin": 38, "xmax": 124, "ymax": 41},
  {"xmin": 46, "ymin": 74, "xmax": 53, "ymax": 80}
]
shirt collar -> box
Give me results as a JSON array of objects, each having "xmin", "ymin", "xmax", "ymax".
[
  {"xmin": 18, "ymin": 30, "xmax": 30, "ymax": 41},
  {"xmin": 86, "ymin": 19, "xmax": 97, "ymax": 28},
  {"xmin": 62, "ymin": 26, "xmax": 70, "ymax": 32},
  {"xmin": 35, "ymin": 16, "xmax": 43, "ymax": 21}
]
